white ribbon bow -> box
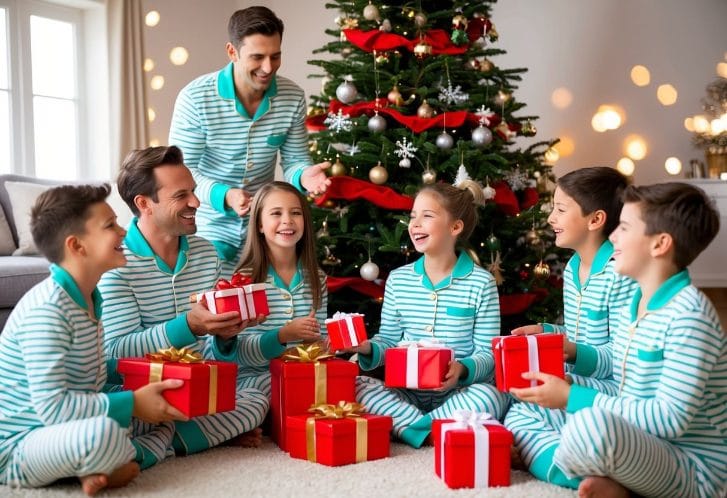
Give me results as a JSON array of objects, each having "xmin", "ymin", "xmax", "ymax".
[
  {"xmin": 441, "ymin": 410, "xmax": 501, "ymax": 488},
  {"xmin": 326, "ymin": 312, "xmax": 364, "ymax": 346},
  {"xmin": 398, "ymin": 338, "xmax": 445, "ymax": 388}
]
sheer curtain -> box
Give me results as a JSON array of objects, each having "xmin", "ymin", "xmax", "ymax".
[{"xmin": 107, "ymin": 0, "xmax": 148, "ymax": 171}]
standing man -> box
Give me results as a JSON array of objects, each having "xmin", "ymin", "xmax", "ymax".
[{"xmin": 169, "ymin": 6, "xmax": 330, "ymax": 276}]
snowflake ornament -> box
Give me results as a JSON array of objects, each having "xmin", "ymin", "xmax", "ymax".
[
  {"xmin": 438, "ymin": 83, "xmax": 469, "ymax": 105},
  {"xmin": 324, "ymin": 109, "xmax": 353, "ymax": 133},
  {"xmin": 475, "ymin": 105, "xmax": 495, "ymax": 126},
  {"xmin": 503, "ymin": 166, "xmax": 529, "ymax": 191},
  {"xmin": 453, "ymin": 164, "xmax": 472, "ymax": 187},
  {"xmin": 394, "ymin": 137, "xmax": 418, "ymax": 159}
]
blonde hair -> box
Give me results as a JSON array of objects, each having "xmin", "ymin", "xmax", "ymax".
[
  {"xmin": 235, "ymin": 182, "xmax": 323, "ymax": 310},
  {"xmin": 417, "ymin": 181, "xmax": 482, "ymax": 243}
]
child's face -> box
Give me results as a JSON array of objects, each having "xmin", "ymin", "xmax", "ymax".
[
  {"xmin": 408, "ymin": 191, "xmax": 460, "ymax": 256},
  {"xmin": 148, "ymin": 165, "xmax": 200, "ymax": 236},
  {"xmin": 77, "ymin": 201, "xmax": 127, "ymax": 273},
  {"xmin": 548, "ymin": 186, "xmax": 591, "ymax": 250},
  {"xmin": 258, "ymin": 189, "xmax": 304, "ymax": 253},
  {"xmin": 609, "ymin": 201, "xmax": 650, "ymax": 278}
]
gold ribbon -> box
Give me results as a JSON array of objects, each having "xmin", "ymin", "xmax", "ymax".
[
  {"xmin": 146, "ymin": 346, "xmax": 203, "ymax": 363},
  {"xmin": 283, "ymin": 343, "xmax": 334, "ymax": 405},
  {"xmin": 305, "ymin": 402, "xmax": 368, "ymax": 463}
]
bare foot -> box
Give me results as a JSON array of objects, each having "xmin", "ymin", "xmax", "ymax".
[
  {"xmin": 226, "ymin": 427, "xmax": 263, "ymax": 448},
  {"xmin": 510, "ymin": 445, "xmax": 527, "ymax": 471},
  {"xmin": 79, "ymin": 461, "xmax": 139, "ymax": 496},
  {"xmin": 578, "ymin": 476, "xmax": 629, "ymax": 498},
  {"xmin": 79, "ymin": 474, "xmax": 107, "ymax": 496}
]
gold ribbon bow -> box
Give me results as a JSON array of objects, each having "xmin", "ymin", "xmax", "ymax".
[
  {"xmin": 306, "ymin": 402, "xmax": 368, "ymax": 463},
  {"xmin": 282, "ymin": 343, "xmax": 333, "ymax": 363},
  {"xmin": 146, "ymin": 346, "xmax": 203, "ymax": 363}
]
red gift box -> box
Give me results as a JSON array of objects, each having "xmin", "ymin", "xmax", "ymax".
[
  {"xmin": 117, "ymin": 348, "xmax": 237, "ymax": 418},
  {"xmin": 433, "ymin": 412, "xmax": 513, "ymax": 489},
  {"xmin": 491, "ymin": 334, "xmax": 564, "ymax": 391},
  {"xmin": 270, "ymin": 345, "xmax": 359, "ymax": 451},
  {"xmin": 198, "ymin": 273, "xmax": 269, "ymax": 319},
  {"xmin": 384, "ymin": 342, "xmax": 453, "ymax": 389},
  {"xmin": 325, "ymin": 312, "xmax": 368, "ymax": 352},
  {"xmin": 286, "ymin": 402, "xmax": 392, "ymax": 466}
]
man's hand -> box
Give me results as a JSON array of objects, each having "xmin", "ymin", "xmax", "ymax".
[
  {"xmin": 132, "ymin": 379, "xmax": 188, "ymax": 423},
  {"xmin": 301, "ymin": 162, "xmax": 332, "ymax": 196},
  {"xmin": 437, "ymin": 360, "xmax": 466, "ymax": 391},
  {"xmin": 187, "ymin": 301, "xmax": 243, "ymax": 340},
  {"xmin": 510, "ymin": 324, "xmax": 544, "ymax": 335},
  {"xmin": 278, "ymin": 309, "xmax": 321, "ymax": 344},
  {"xmin": 509, "ymin": 372, "xmax": 571, "ymax": 409},
  {"xmin": 225, "ymin": 188, "xmax": 252, "ymax": 217}
]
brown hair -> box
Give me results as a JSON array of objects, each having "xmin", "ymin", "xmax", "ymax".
[
  {"xmin": 31, "ymin": 184, "xmax": 111, "ymax": 263},
  {"xmin": 417, "ymin": 181, "xmax": 483, "ymax": 243},
  {"xmin": 235, "ymin": 182, "xmax": 323, "ymax": 310},
  {"xmin": 622, "ymin": 182, "xmax": 720, "ymax": 270},
  {"xmin": 117, "ymin": 145, "xmax": 185, "ymax": 216},
  {"xmin": 557, "ymin": 166, "xmax": 629, "ymax": 236},
  {"xmin": 228, "ymin": 6, "xmax": 284, "ymax": 47}
]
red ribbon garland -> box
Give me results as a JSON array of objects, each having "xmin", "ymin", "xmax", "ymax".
[
  {"xmin": 343, "ymin": 29, "xmax": 468, "ymax": 55},
  {"xmin": 314, "ymin": 176, "xmax": 414, "ymax": 211}
]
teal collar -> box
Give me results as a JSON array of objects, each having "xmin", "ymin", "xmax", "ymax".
[
  {"xmin": 50, "ymin": 264, "xmax": 103, "ymax": 319},
  {"xmin": 268, "ymin": 260, "xmax": 304, "ymax": 292},
  {"xmin": 413, "ymin": 251, "xmax": 474, "ymax": 290},
  {"xmin": 628, "ymin": 270, "xmax": 691, "ymax": 320},
  {"xmin": 568, "ymin": 240, "xmax": 614, "ymax": 291},
  {"xmin": 124, "ymin": 218, "xmax": 189, "ymax": 274},
  {"xmin": 217, "ymin": 62, "xmax": 278, "ymax": 120}
]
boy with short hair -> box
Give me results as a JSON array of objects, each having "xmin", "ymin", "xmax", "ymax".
[
  {"xmin": 0, "ymin": 185, "xmax": 186, "ymax": 496},
  {"xmin": 509, "ymin": 182, "xmax": 726, "ymax": 498}
]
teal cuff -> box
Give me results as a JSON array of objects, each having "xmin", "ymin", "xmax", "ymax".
[
  {"xmin": 260, "ymin": 329, "xmax": 287, "ymax": 359},
  {"xmin": 212, "ymin": 336, "xmax": 239, "ymax": 361},
  {"xmin": 106, "ymin": 390, "xmax": 133, "ymax": 428},
  {"xmin": 566, "ymin": 384, "xmax": 598, "ymax": 413},
  {"xmin": 459, "ymin": 357, "xmax": 477, "ymax": 385},
  {"xmin": 130, "ymin": 440, "xmax": 159, "ymax": 470},
  {"xmin": 358, "ymin": 341, "xmax": 383, "ymax": 371},
  {"xmin": 211, "ymin": 240, "xmax": 241, "ymax": 263},
  {"xmin": 572, "ymin": 343, "xmax": 598, "ymax": 376},
  {"xmin": 210, "ymin": 183, "xmax": 235, "ymax": 216},
  {"xmin": 400, "ymin": 414, "xmax": 432, "ymax": 448},
  {"xmin": 291, "ymin": 168, "xmax": 304, "ymax": 192},
  {"xmin": 105, "ymin": 358, "xmax": 123, "ymax": 385},
  {"xmin": 173, "ymin": 420, "xmax": 211, "ymax": 455},
  {"xmin": 167, "ymin": 314, "xmax": 197, "ymax": 348},
  {"xmin": 542, "ymin": 322, "xmax": 555, "ymax": 333}
]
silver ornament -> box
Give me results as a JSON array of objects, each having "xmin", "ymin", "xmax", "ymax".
[
  {"xmin": 360, "ymin": 259, "xmax": 380, "ymax": 281},
  {"xmin": 414, "ymin": 12, "xmax": 427, "ymax": 27},
  {"xmin": 436, "ymin": 132, "xmax": 454, "ymax": 150},
  {"xmin": 363, "ymin": 3, "xmax": 380, "ymax": 21},
  {"xmin": 368, "ymin": 113, "xmax": 387, "ymax": 133},
  {"xmin": 336, "ymin": 80, "xmax": 358, "ymax": 104},
  {"xmin": 379, "ymin": 19, "xmax": 392, "ymax": 32},
  {"xmin": 422, "ymin": 169, "xmax": 437, "ymax": 184},
  {"xmin": 483, "ymin": 184, "xmax": 496, "ymax": 200},
  {"xmin": 399, "ymin": 158, "xmax": 411, "ymax": 168},
  {"xmin": 472, "ymin": 125, "xmax": 493, "ymax": 148}
]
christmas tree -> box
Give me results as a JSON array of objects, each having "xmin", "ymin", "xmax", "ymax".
[{"xmin": 305, "ymin": 0, "xmax": 564, "ymax": 333}]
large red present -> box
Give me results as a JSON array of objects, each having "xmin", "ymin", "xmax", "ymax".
[
  {"xmin": 270, "ymin": 344, "xmax": 359, "ymax": 451},
  {"xmin": 287, "ymin": 402, "xmax": 392, "ymax": 466},
  {"xmin": 433, "ymin": 411, "xmax": 513, "ymax": 489},
  {"xmin": 117, "ymin": 347, "xmax": 237, "ymax": 418},
  {"xmin": 197, "ymin": 273, "xmax": 269, "ymax": 319},
  {"xmin": 491, "ymin": 334, "xmax": 564, "ymax": 391},
  {"xmin": 325, "ymin": 312, "xmax": 368, "ymax": 352},
  {"xmin": 384, "ymin": 340, "xmax": 453, "ymax": 389}
]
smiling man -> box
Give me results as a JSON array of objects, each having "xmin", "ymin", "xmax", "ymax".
[{"xmin": 169, "ymin": 6, "xmax": 330, "ymax": 277}]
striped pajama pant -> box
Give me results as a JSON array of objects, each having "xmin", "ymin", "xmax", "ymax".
[{"xmin": 505, "ymin": 403, "xmax": 719, "ymax": 498}]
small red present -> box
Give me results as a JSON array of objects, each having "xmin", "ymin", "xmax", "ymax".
[
  {"xmin": 270, "ymin": 344, "xmax": 359, "ymax": 451},
  {"xmin": 433, "ymin": 411, "xmax": 513, "ymax": 489},
  {"xmin": 287, "ymin": 402, "xmax": 392, "ymax": 466},
  {"xmin": 117, "ymin": 347, "xmax": 237, "ymax": 418},
  {"xmin": 491, "ymin": 334, "xmax": 564, "ymax": 391},
  {"xmin": 325, "ymin": 312, "xmax": 368, "ymax": 352},
  {"xmin": 198, "ymin": 273, "xmax": 269, "ymax": 319},
  {"xmin": 384, "ymin": 340, "xmax": 453, "ymax": 389}
]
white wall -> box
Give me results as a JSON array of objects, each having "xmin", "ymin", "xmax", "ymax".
[{"xmin": 142, "ymin": 0, "xmax": 727, "ymax": 185}]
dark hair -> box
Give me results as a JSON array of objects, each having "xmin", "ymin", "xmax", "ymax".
[
  {"xmin": 117, "ymin": 145, "xmax": 185, "ymax": 216},
  {"xmin": 228, "ymin": 6, "xmax": 284, "ymax": 47},
  {"xmin": 235, "ymin": 182, "xmax": 323, "ymax": 311},
  {"xmin": 417, "ymin": 181, "xmax": 483, "ymax": 243},
  {"xmin": 622, "ymin": 182, "xmax": 719, "ymax": 269},
  {"xmin": 557, "ymin": 166, "xmax": 629, "ymax": 236},
  {"xmin": 31, "ymin": 184, "xmax": 111, "ymax": 263}
]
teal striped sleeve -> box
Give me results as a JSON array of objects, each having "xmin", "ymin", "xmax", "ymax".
[
  {"xmin": 459, "ymin": 272, "xmax": 499, "ymax": 384},
  {"xmin": 359, "ymin": 277, "xmax": 400, "ymax": 371},
  {"xmin": 280, "ymin": 93, "xmax": 313, "ymax": 188},
  {"xmin": 542, "ymin": 322, "xmax": 565, "ymax": 334}
]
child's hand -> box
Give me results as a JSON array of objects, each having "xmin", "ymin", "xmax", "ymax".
[
  {"xmin": 510, "ymin": 324, "xmax": 544, "ymax": 335},
  {"xmin": 338, "ymin": 340, "xmax": 372, "ymax": 356},
  {"xmin": 509, "ymin": 372, "xmax": 570, "ymax": 409},
  {"xmin": 437, "ymin": 360, "xmax": 466, "ymax": 391},
  {"xmin": 132, "ymin": 379, "xmax": 189, "ymax": 423},
  {"xmin": 187, "ymin": 300, "xmax": 243, "ymax": 339},
  {"xmin": 563, "ymin": 337, "xmax": 577, "ymax": 362},
  {"xmin": 278, "ymin": 309, "xmax": 321, "ymax": 344},
  {"xmin": 225, "ymin": 188, "xmax": 252, "ymax": 217}
]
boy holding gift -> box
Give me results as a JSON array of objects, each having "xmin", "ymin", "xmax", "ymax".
[
  {"xmin": 99, "ymin": 146, "xmax": 268, "ymax": 453},
  {"xmin": 508, "ymin": 183, "xmax": 725, "ymax": 498},
  {"xmin": 0, "ymin": 184, "xmax": 187, "ymax": 495}
]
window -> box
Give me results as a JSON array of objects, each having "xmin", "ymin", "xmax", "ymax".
[{"xmin": 0, "ymin": 0, "xmax": 107, "ymax": 180}]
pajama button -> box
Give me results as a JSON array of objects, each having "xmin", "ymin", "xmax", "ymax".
[
  {"xmin": 281, "ymin": 292, "xmax": 291, "ymax": 300},
  {"xmin": 430, "ymin": 293, "xmax": 437, "ymax": 300},
  {"xmin": 425, "ymin": 325, "xmax": 433, "ymax": 332},
  {"xmin": 286, "ymin": 308, "xmax": 293, "ymax": 314},
  {"xmin": 243, "ymin": 178, "xmax": 250, "ymax": 185},
  {"xmin": 247, "ymin": 161, "xmax": 254, "ymax": 169}
]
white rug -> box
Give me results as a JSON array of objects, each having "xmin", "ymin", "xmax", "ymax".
[{"xmin": 2, "ymin": 440, "xmax": 576, "ymax": 497}]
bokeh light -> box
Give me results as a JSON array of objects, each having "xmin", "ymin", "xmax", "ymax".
[
  {"xmin": 717, "ymin": 62, "xmax": 727, "ymax": 79},
  {"xmin": 145, "ymin": 11, "xmax": 160, "ymax": 27},
  {"xmin": 657, "ymin": 84, "xmax": 677, "ymax": 106},
  {"xmin": 665, "ymin": 157, "xmax": 682, "ymax": 175},
  {"xmin": 147, "ymin": 108, "xmax": 156, "ymax": 122},
  {"xmin": 150, "ymin": 75, "xmax": 165, "ymax": 90},
  {"xmin": 630, "ymin": 65, "xmax": 650, "ymax": 86},
  {"xmin": 554, "ymin": 135, "xmax": 575, "ymax": 157},
  {"xmin": 616, "ymin": 157, "xmax": 635, "ymax": 176},
  {"xmin": 169, "ymin": 47, "xmax": 189, "ymax": 66},
  {"xmin": 143, "ymin": 58, "xmax": 155, "ymax": 72},
  {"xmin": 551, "ymin": 87, "xmax": 573, "ymax": 109},
  {"xmin": 624, "ymin": 134, "xmax": 648, "ymax": 161}
]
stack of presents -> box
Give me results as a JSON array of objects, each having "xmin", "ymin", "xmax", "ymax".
[{"xmin": 115, "ymin": 277, "xmax": 567, "ymax": 489}]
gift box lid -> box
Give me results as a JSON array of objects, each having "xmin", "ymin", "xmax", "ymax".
[
  {"xmin": 242, "ymin": 283, "xmax": 267, "ymax": 292},
  {"xmin": 435, "ymin": 420, "xmax": 513, "ymax": 446},
  {"xmin": 492, "ymin": 333, "xmax": 563, "ymax": 351},
  {"xmin": 270, "ymin": 357, "xmax": 359, "ymax": 378},
  {"xmin": 286, "ymin": 413, "xmax": 392, "ymax": 436},
  {"xmin": 324, "ymin": 312, "xmax": 364, "ymax": 324},
  {"xmin": 117, "ymin": 358, "xmax": 237, "ymax": 380},
  {"xmin": 207, "ymin": 288, "xmax": 243, "ymax": 299}
]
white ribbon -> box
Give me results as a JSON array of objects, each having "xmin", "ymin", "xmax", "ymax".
[
  {"xmin": 326, "ymin": 312, "xmax": 364, "ymax": 347},
  {"xmin": 397, "ymin": 338, "xmax": 444, "ymax": 388},
  {"xmin": 440, "ymin": 410, "xmax": 501, "ymax": 488},
  {"xmin": 526, "ymin": 335, "xmax": 540, "ymax": 387}
]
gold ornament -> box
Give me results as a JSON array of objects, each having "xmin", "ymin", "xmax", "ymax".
[
  {"xmin": 521, "ymin": 120, "xmax": 537, "ymax": 137},
  {"xmin": 387, "ymin": 85, "xmax": 404, "ymax": 106},
  {"xmin": 533, "ymin": 261, "xmax": 551, "ymax": 279},
  {"xmin": 494, "ymin": 89, "xmax": 511, "ymax": 106},
  {"xmin": 422, "ymin": 169, "xmax": 436, "ymax": 184},
  {"xmin": 452, "ymin": 14, "xmax": 468, "ymax": 30},
  {"xmin": 479, "ymin": 59, "xmax": 494, "ymax": 72},
  {"xmin": 413, "ymin": 41, "xmax": 432, "ymax": 59},
  {"xmin": 414, "ymin": 12, "xmax": 427, "ymax": 27},
  {"xmin": 416, "ymin": 100, "xmax": 435, "ymax": 119},
  {"xmin": 369, "ymin": 162, "xmax": 388, "ymax": 184},
  {"xmin": 331, "ymin": 157, "xmax": 347, "ymax": 177},
  {"xmin": 323, "ymin": 200, "xmax": 336, "ymax": 208},
  {"xmin": 308, "ymin": 140, "xmax": 318, "ymax": 153},
  {"xmin": 488, "ymin": 251, "xmax": 504, "ymax": 286}
]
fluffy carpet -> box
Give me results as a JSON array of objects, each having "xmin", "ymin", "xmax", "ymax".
[{"xmin": 2, "ymin": 440, "xmax": 576, "ymax": 497}]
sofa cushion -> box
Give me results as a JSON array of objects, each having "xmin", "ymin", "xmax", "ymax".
[
  {"xmin": 0, "ymin": 256, "xmax": 50, "ymax": 307},
  {"xmin": 5, "ymin": 181, "xmax": 49, "ymax": 255},
  {"xmin": 0, "ymin": 207, "xmax": 15, "ymax": 255}
]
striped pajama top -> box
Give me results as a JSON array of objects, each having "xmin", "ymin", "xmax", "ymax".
[
  {"xmin": 168, "ymin": 64, "xmax": 313, "ymax": 261},
  {"xmin": 359, "ymin": 251, "xmax": 500, "ymax": 385}
]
